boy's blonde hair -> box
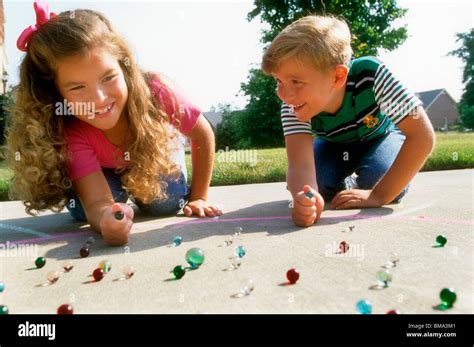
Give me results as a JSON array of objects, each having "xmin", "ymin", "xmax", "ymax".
[
  {"xmin": 7, "ymin": 9, "xmax": 181, "ymax": 215},
  {"xmin": 262, "ymin": 15, "xmax": 353, "ymax": 73}
]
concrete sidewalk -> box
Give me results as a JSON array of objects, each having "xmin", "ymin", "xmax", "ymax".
[{"xmin": 0, "ymin": 169, "xmax": 473, "ymax": 314}]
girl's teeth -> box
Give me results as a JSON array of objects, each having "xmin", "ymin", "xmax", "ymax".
[{"xmin": 95, "ymin": 105, "xmax": 112, "ymax": 114}]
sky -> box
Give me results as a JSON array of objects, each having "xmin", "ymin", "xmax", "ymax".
[{"xmin": 3, "ymin": 0, "xmax": 473, "ymax": 111}]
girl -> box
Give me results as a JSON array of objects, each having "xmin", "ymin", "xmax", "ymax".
[{"xmin": 7, "ymin": 0, "xmax": 222, "ymax": 245}]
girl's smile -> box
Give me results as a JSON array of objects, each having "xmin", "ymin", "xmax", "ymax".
[
  {"xmin": 93, "ymin": 102, "xmax": 115, "ymax": 119},
  {"xmin": 55, "ymin": 47, "xmax": 129, "ymax": 133}
]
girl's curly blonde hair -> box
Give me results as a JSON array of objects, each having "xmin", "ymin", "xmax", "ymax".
[{"xmin": 6, "ymin": 9, "xmax": 181, "ymax": 215}]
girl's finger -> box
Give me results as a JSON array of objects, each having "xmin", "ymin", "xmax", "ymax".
[
  {"xmin": 194, "ymin": 206, "xmax": 205, "ymax": 218},
  {"xmin": 121, "ymin": 220, "xmax": 133, "ymax": 235},
  {"xmin": 204, "ymin": 207, "xmax": 215, "ymax": 217},
  {"xmin": 124, "ymin": 205, "xmax": 134, "ymax": 220},
  {"xmin": 183, "ymin": 205, "xmax": 193, "ymax": 217},
  {"xmin": 111, "ymin": 202, "xmax": 123, "ymax": 214},
  {"xmin": 210, "ymin": 206, "xmax": 222, "ymax": 215},
  {"xmin": 111, "ymin": 217, "xmax": 127, "ymax": 230}
]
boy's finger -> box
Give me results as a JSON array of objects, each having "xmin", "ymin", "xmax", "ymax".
[
  {"xmin": 336, "ymin": 199, "xmax": 357, "ymax": 210},
  {"xmin": 330, "ymin": 190, "xmax": 353, "ymax": 208},
  {"xmin": 302, "ymin": 184, "xmax": 314, "ymax": 194},
  {"xmin": 294, "ymin": 204, "xmax": 316, "ymax": 217},
  {"xmin": 295, "ymin": 206, "xmax": 317, "ymax": 218},
  {"xmin": 314, "ymin": 193, "xmax": 325, "ymax": 221},
  {"xmin": 329, "ymin": 193, "xmax": 344, "ymax": 209},
  {"xmin": 293, "ymin": 214, "xmax": 316, "ymax": 227},
  {"xmin": 292, "ymin": 208, "xmax": 316, "ymax": 221},
  {"xmin": 296, "ymin": 193, "xmax": 315, "ymax": 206}
]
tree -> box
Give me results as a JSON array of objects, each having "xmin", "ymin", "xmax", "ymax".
[
  {"xmin": 449, "ymin": 29, "xmax": 474, "ymax": 129},
  {"xmin": 238, "ymin": 0, "xmax": 409, "ymax": 148},
  {"xmin": 0, "ymin": 89, "xmax": 14, "ymax": 145},
  {"xmin": 215, "ymin": 103, "xmax": 243, "ymax": 149},
  {"xmin": 238, "ymin": 67, "xmax": 283, "ymax": 148}
]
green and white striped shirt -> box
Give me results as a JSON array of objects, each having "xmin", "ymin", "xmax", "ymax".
[{"xmin": 281, "ymin": 56, "xmax": 422, "ymax": 143}]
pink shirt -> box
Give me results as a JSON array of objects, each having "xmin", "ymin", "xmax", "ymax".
[{"xmin": 64, "ymin": 74, "xmax": 201, "ymax": 181}]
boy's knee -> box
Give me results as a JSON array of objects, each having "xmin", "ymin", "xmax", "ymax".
[
  {"xmin": 355, "ymin": 165, "xmax": 390, "ymax": 190},
  {"xmin": 317, "ymin": 177, "xmax": 345, "ymax": 202},
  {"xmin": 390, "ymin": 185, "xmax": 409, "ymax": 204}
]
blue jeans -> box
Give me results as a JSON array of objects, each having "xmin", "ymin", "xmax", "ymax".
[
  {"xmin": 66, "ymin": 136, "xmax": 189, "ymax": 221},
  {"xmin": 313, "ymin": 128, "xmax": 409, "ymax": 203},
  {"xmin": 66, "ymin": 168, "xmax": 189, "ymax": 221}
]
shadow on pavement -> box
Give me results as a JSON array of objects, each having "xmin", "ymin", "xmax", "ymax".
[{"xmin": 0, "ymin": 199, "xmax": 394, "ymax": 261}]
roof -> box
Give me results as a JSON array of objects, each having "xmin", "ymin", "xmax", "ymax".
[
  {"xmin": 415, "ymin": 89, "xmax": 456, "ymax": 109},
  {"xmin": 202, "ymin": 111, "xmax": 223, "ymax": 128}
]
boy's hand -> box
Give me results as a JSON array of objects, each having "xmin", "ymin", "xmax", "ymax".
[
  {"xmin": 292, "ymin": 185, "xmax": 325, "ymax": 227},
  {"xmin": 183, "ymin": 199, "xmax": 223, "ymax": 218},
  {"xmin": 99, "ymin": 202, "xmax": 134, "ymax": 246},
  {"xmin": 329, "ymin": 189, "xmax": 382, "ymax": 209}
]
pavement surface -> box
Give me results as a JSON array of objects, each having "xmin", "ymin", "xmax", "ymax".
[{"xmin": 0, "ymin": 169, "xmax": 473, "ymax": 314}]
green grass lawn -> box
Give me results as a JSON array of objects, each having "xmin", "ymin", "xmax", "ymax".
[
  {"xmin": 1, "ymin": 132, "xmax": 473, "ymax": 200},
  {"xmin": 195, "ymin": 131, "xmax": 474, "ymax": 186},
  {"xmin": 419, "ymin": 132, "xmax": 474, "ymax": 171},
  {"xmin": 0, "ymin": 160, "xmax": 12, "ymax": 201}
]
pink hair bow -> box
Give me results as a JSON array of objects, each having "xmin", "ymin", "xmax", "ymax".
[{"xmin": 16, "ymin": 0, "xmax": 57, "ymax": 52}]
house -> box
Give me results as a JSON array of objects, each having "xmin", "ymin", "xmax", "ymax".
[
  {"xmin": 202, "ymin": 111, "xmax": 223, "ymax": 130},
  {"xmin": 415, "ymin": 89, "xmax": 459, "ymax": 129},
  {"xmin": 201, "ymin": 88, "xmax": 460, "ymax": 132}
]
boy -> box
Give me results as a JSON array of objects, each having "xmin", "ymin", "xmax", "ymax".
[{"xmin": 262, "ymin": 15, "xmax": 435, "ymax": 227}]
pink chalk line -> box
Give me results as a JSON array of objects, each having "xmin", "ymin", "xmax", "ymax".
[
  {"xmin": 170, "ymin": 213, "xmax": 473, "ymax": 228},
  {"xmin": 2, "ymin": 213, "xmax": 472, "ymax": 245}
]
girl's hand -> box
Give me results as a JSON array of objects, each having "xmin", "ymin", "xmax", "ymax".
[
  {"xmin": 292, "ymin": 185, "xmax": 325, "ymax": 227},
  {"xmin": 329, "ymin": 189, "xmax": 382, "ymax": 210},
  {"xmin": 99, "ymin": 202, "xmax": 134, "ymax": 246},
  {"xmin": 183, "ymin": 199, "xmax": 223, "ymax": 218}
]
